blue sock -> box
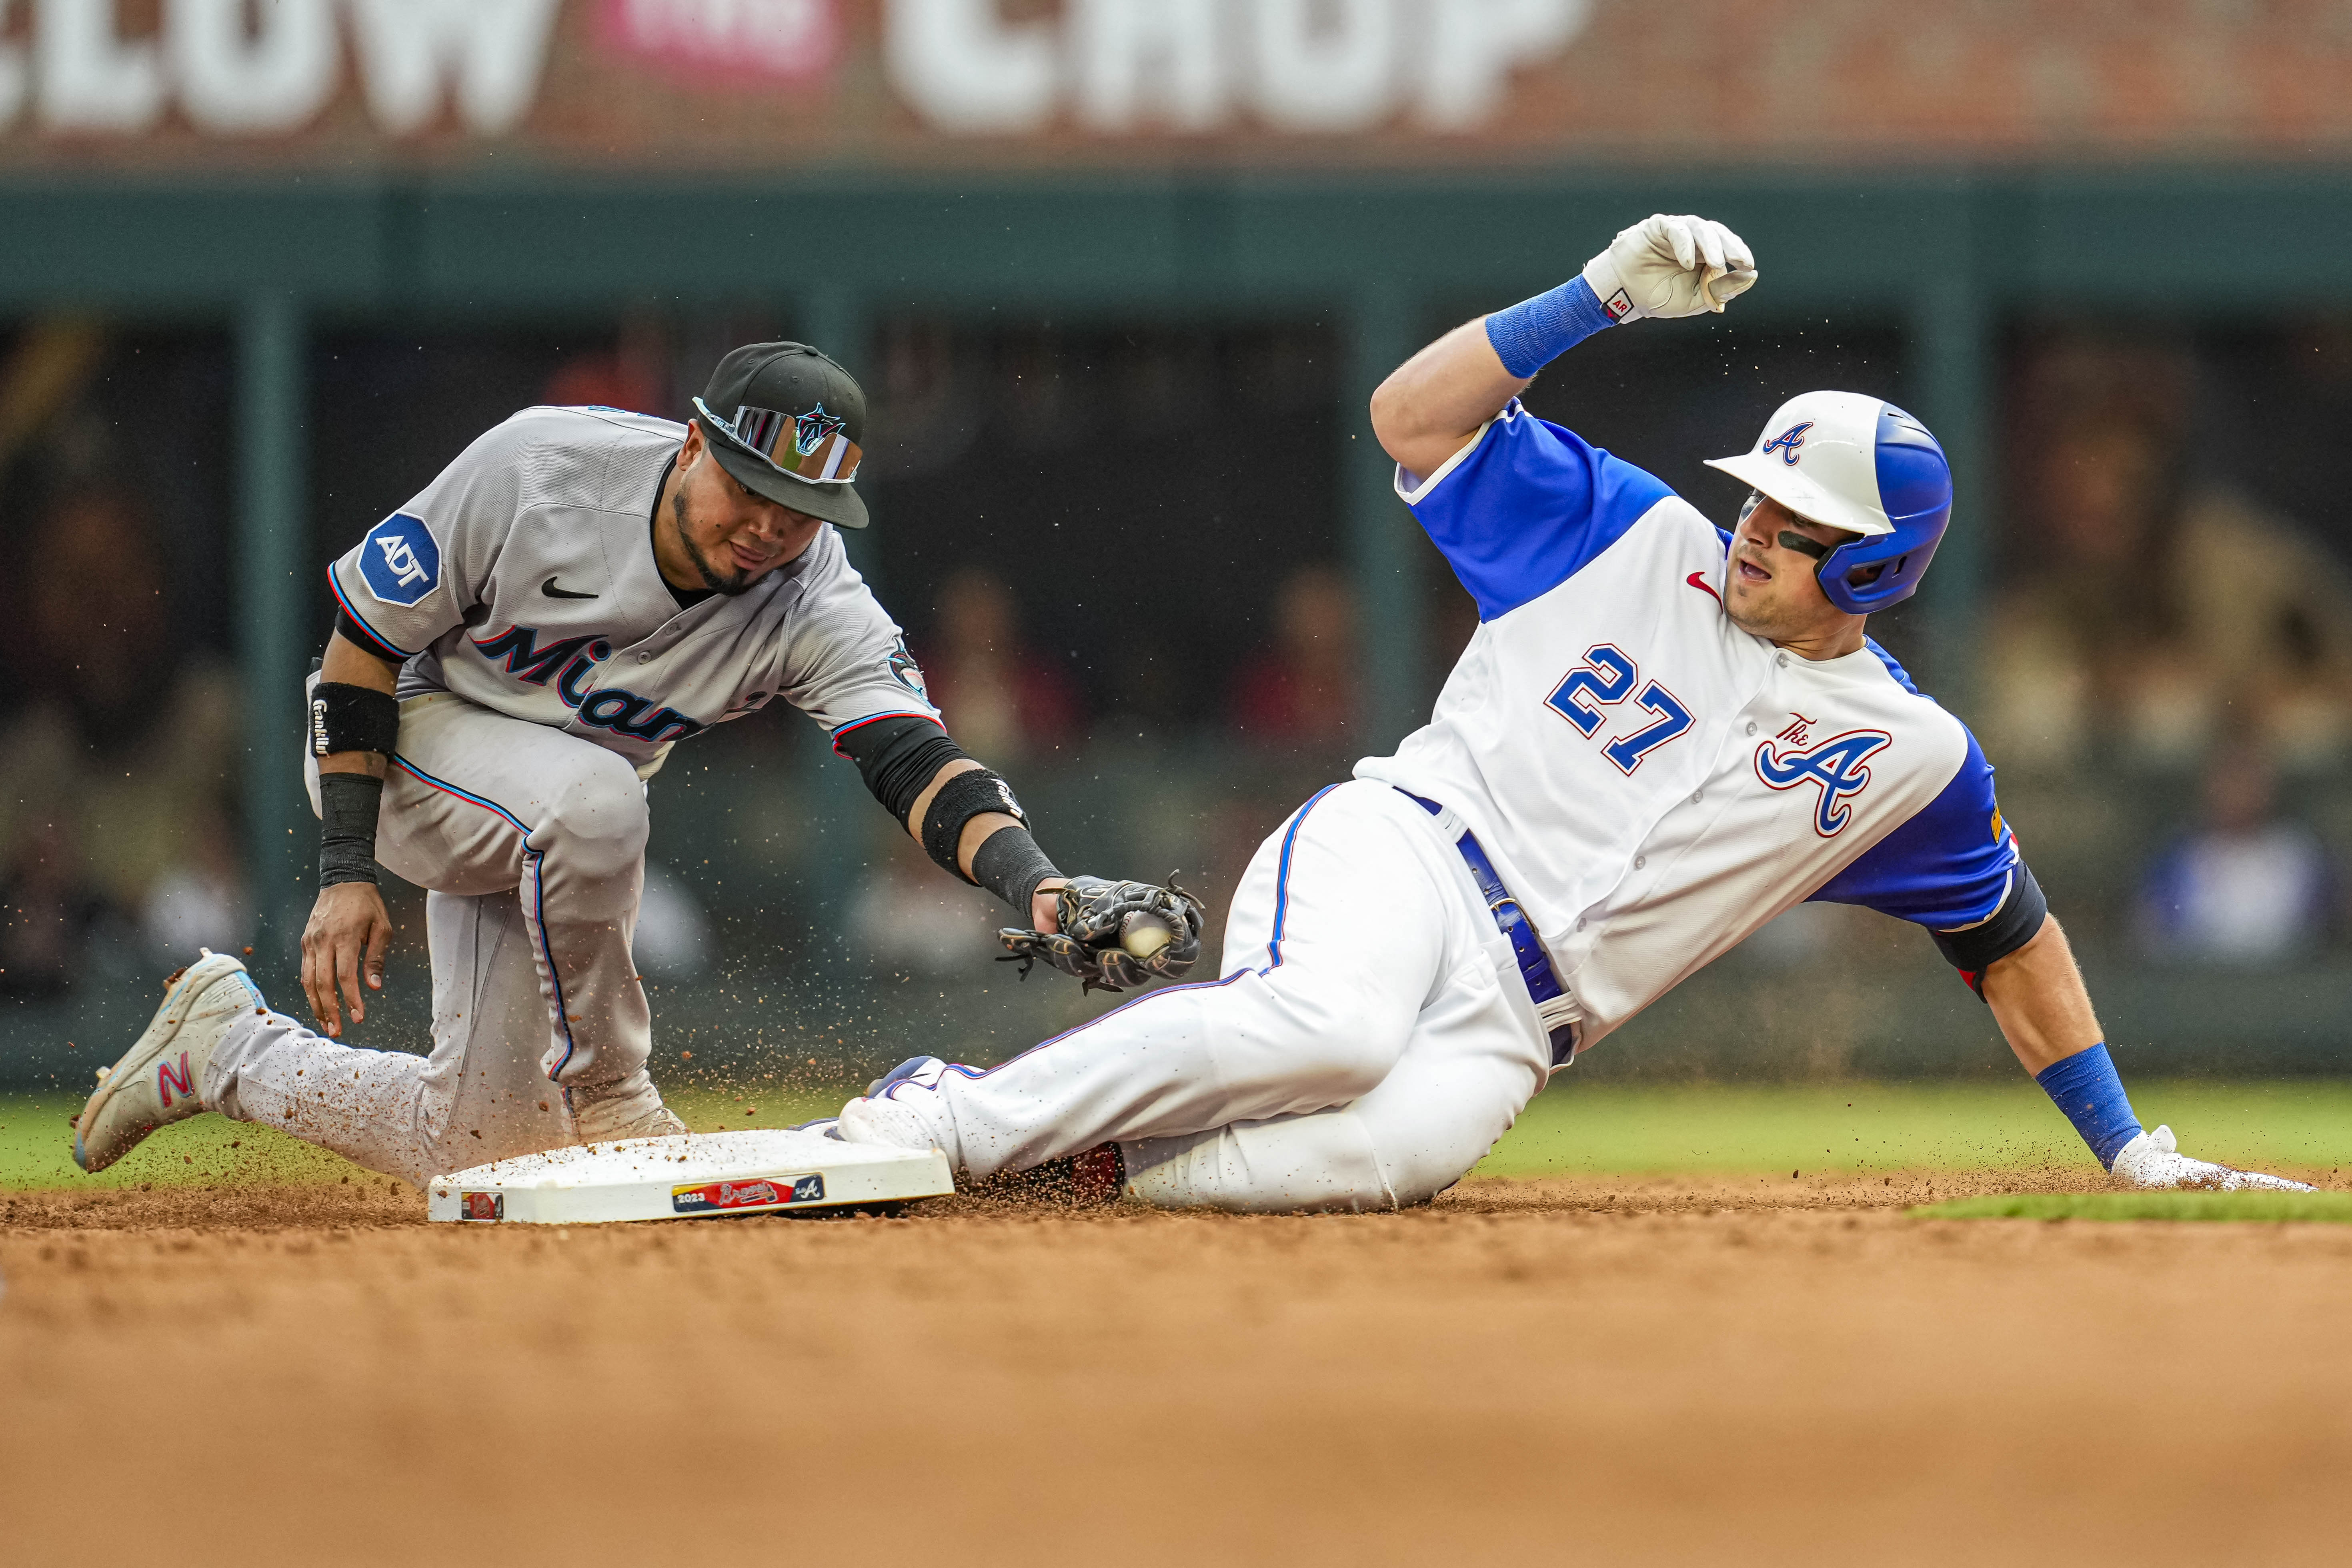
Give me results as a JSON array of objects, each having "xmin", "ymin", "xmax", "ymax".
[
  {"xmin": 1484, "ymin": 275, "xmax": 1615, "ymax": 378},
  {"xmin": 2033, "ymin": 1043, "xmax": 2144, "ymax": 1170}
]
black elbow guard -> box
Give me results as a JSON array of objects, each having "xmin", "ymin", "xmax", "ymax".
[
  {"xmin": 834, "ymin": 715, "xmax": 968, "ymax": 824},
  {"xmin": 1932, "ymin": 862, "xmax": 2049, "ymax": 999}
]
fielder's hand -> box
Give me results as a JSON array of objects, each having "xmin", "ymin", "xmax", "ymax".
[
  {"xmin": 2110, "ymin": 1125, "xmax": 2314, "ymax": 1192},
  {"xmin": 302, "ymin": 881, "xmax": 392, "ymax": 1038},
  {"xmin": 999, "ymin": 874, "xmax": 1207, "ymax": 994},
  {"xmin": 1583, "ymin": 214, "xmax": 1757, "ymax": 323}
]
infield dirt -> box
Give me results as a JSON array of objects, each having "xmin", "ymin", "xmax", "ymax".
[{"xmin": 5, "ymin": 1175, "xmax": 2347, "ymax": 1566}]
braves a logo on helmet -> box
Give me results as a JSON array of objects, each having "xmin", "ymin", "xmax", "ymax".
[
  {"xmin": 793, "ymin": 402, "xmax": 846, "ymax": 459},
  {"xmin": 1760, "ymin": 421, "xmax": 1814, "ymax": 466},
  {"xmin": 1755, "ymin": 727, "xmax": 1892, "ymax": 837}
]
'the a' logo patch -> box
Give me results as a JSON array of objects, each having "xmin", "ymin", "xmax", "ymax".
[{"xmin": 1755, "ymin": 729, "xmax": 1892, "ymax": 837}]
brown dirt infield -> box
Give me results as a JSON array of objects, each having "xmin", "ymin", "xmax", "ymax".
[{"xmin": 5, "ymin": 1175, "xmax": 2348, "ymax": 1566}]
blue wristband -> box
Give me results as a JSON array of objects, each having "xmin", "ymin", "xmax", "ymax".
[
  {"xmin": 1484, "ymin": 276, "xmax": 1616, "ymax": 378},
  {"xmin": 2033, "ymin": 1043, "xmax": 2144, "ymax": 1170}
]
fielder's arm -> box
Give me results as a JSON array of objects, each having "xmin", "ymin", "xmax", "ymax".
[
  {"xmin": 302, "ymin": 629, "xmax": 401, "ymax": 1037},
  {"xmin": 1371, "ymin": 213, "xmax": 1757, "ymax": 481},
  {"xmin": 832, "ymin": 715, "xmax": 1062, "ymax": 934},
  {"xmin": 907, "ymin": 757, "xmax": 1065, "ymax": 935}
]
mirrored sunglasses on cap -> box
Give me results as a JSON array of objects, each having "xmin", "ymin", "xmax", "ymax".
[{"xmin": 695, "ymin": 397, "xmax": 863, "ymax": 485}]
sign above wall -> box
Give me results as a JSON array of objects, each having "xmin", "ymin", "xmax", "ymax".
[{"xmin": 1, "ymin": 0, "xmax": 2347, "ymax": 169}]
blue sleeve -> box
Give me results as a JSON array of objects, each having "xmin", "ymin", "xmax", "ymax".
[
  {"xmin": 1398, "ymin": 401, "xmax": 1675, "ymax": 621},
  {"xmin": 1808, "ymin": 723, "xmax": 2021, "ymax": 932}
]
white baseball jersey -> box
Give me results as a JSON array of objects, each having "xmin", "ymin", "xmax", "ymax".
[
  {"xmin": 1355, "ymin": 400, "xmax": 2018, "ymax": 1053},
  {"xmin": 329, "ymin": 406, "xmax": 937, "ymax": 777}
]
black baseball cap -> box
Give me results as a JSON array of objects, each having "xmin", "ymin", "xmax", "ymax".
[{"xmin": 691, "ymin": 342, "xmax": 869, "ymax": 529}]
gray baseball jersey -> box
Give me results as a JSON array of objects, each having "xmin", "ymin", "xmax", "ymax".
[{"xmin": 329, "ymin": 406, "xmax": 937, "ymax": 776}]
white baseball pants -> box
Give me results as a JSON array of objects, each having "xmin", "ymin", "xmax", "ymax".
[
  {"xmin": 869, "ymin": 779, "xmax": 1555, "ymax": 1212},
  {"xmin": 206, "ymin": 692, "xmax": 657, "ymax": 1182}
]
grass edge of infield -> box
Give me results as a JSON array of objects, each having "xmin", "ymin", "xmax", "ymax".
[{"xmin": 1908, "ymin": 1190, "xmax": 2352, "ymax": 1224}]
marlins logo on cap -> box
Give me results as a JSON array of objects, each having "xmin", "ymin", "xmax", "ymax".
[
  {"xmin": 726, "ymin": 401, "xmax": 862, "ymax": 484},
  {"xmin": 693, "ymin": 341, "xmax": 872, "ymax": 529}
]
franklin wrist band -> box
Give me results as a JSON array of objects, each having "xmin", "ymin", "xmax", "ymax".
[
  {"xmin": 318, "ymin": 772, "xmax": 384, "ymax": 888},
  {"xmin": 1484, "ymin": 275, "xmax": 1617, "ymax": 378},
  {"xmin": 2034, "ymin": 1042, "xmax": 2144, "ymax": 1170}
]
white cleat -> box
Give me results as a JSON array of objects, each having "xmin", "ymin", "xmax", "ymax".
[
  {"xmin": 573, "ymin": 1097, "xmax": 689, "ymax": 1145},
  {"xmin": 73, "ymin": 950, "xmax": 267, "ymax": 1173},
  {"xmin": 2110, "ymin": 1125, "xmax": 2315, "ymax": 1193},
  {"xmin": 834, "ymin": 1055, "xmax": 949, "ymax": 1153}
]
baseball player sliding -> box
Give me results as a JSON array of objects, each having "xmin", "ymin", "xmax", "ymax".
[
  {"xmin": 832, "ymin": 214, "xmax": 2310, "ymax": 1209},
  {"xmin": 72, "ymin": 343, "xmax": 1200, "ymax": 1183}
]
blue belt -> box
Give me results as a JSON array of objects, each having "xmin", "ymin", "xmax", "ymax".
[{"xmin": 1401, "ymin": 791, "xmax": 1579, "ymax": 1067}]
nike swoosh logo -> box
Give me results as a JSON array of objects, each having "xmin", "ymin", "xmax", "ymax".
[
  {"xmin": 1686, "ymin": 571, "xmax": 1721, "ymax": 603},
  {"xmin": 542, "ymin": 577, "xmax": 597, "ymax": 599}
]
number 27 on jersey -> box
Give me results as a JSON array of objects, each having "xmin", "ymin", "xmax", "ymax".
[{"xmin": 1545, "ymin": 644, "xmax": 1693, "ymax": 774}]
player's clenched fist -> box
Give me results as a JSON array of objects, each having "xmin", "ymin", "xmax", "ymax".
[
  {"xmin": 302, "ymin": 880, "xmax": 392, "ymax": 1038},
  {"xmin": 1584, "ymin": 213, "xmax": 1757, "ymax": 323}
]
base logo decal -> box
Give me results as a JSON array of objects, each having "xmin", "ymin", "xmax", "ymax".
[
  {"xmin": 671, "ymin": 1173, "xmax": 825, "ymax": 1214},
  {"xmin": 458, "ymin": 1191, "xmax": 504, "ymax": 1222}
]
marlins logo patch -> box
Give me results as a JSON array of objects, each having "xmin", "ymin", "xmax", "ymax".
[
  {"xmin": 1754, "ymin": 728, "xmax": 1892, "ymax": 837},
  {"xmin": 358, "ymin": 513, "xmax": 441, "ymax": 607},
  {"xmin": 887, "ymin": 636, "xmax": 928, "ymax": 698}
]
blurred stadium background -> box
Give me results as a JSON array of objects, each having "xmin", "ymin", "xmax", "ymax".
[{"xmin": 4, "ymin": 0, "xmax": 2351, "ymax": 1095}]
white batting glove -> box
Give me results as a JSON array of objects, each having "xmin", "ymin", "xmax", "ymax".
[
  {"xmin": 2109, "ymin": 1125, "xmax": 2314, "ymax": 1192},
  {"xmin": 1581, "ymin": 213, "xmax": 1758, "ymax": 324}
]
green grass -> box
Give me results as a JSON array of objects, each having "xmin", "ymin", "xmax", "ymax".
[
  {"xmin": 5, "ymin": 1079, "xmax": 2347, "ymax": 1193},
  {"xmin": 0, "ymin": 1085, "xmax": 847, "ymax": 1192},
  {"xmin": 1471, "ymin": 1079, "xmax": 2352, "ymax": 1180},
  {"xmin": 1911, "ymin": 1191, "xmax": 2352, "ymax": 1224}
]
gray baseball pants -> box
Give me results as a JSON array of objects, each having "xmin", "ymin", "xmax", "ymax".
[{"xmin": 204, "ymin": 692, "xmax": 659, "ymax": 1184}]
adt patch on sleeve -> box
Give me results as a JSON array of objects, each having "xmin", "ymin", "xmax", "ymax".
[{"xmin": 358, "ymin": 513, "xmax": 441, "ymax": 606}]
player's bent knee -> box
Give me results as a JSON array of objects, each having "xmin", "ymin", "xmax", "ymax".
[{"xmin": 538, "ymin": 755, "xmax": 650, "ymax": 878}]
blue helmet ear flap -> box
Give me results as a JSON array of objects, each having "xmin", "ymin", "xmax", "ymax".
[{"xmin": 1808, "ymin": 405, "xmax": 1953, "ymax": 613}]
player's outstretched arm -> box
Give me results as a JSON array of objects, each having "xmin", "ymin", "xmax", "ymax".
[
  {"xmin": 1370, "ymin": 213, "xmax": 1757, "ymax": 481},
  {"xmin": 890, "ymin": 749, "xmax": 1204, "ymax": 992},
  {"xmin": 302, "ymin": 630, "xmax": 400, "ymax": 1038},
  {"xmin": 905, "ymin": 756, "xmax": 1065, "ymax": 934},
  {"xmin": 1981, "ymin": 918, "xmax": 2310, "ymax": 1191}
]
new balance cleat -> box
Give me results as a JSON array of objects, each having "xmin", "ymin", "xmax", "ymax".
[
  {"xmin": 73, "ymin": 950, "xmax": 267, "ymax": 1173},
  {"xmin": 574, "ymin": 1098, "xmax": 690, "ymax": 1145},
  {"xmin": 835, "ymin": 1056, "xmax": 949, "ymax": 1153}
]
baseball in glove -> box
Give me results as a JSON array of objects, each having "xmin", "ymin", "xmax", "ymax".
[{"xmin": 999, "ymin": 874, "xmax": 1207, "ymax": 993}]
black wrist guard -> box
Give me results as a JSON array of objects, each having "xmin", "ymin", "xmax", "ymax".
[
  {"xmin": 970, "ymin": 825, "xmax": 1063, "ymax": 915},
  {"xmin": 310, "ymin": 682, "xmax": 400, "ymax": 758},
  {"xmin": 318, "ymin": 772, "xmax": 384, "ymax": 888},
  {"xmin": 920, "ymin": 768, "xmax": 1028, "ymax": 885}
]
